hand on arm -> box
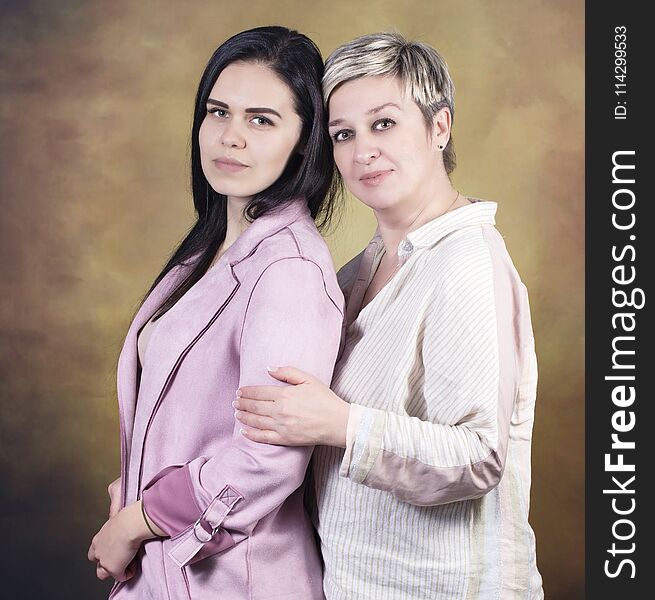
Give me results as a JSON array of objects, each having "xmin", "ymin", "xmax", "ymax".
[
  {"xmin": 237, "ymin": 247, "xmax": 524, "ymax": 508},
  {"xmin": 235, "ymin": 366, "xmax": 350, "ymax": 447}
]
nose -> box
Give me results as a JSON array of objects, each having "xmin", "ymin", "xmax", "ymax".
[
  {"xmin": 353, "ymin": 135, "xmax": 380, "ymax": 165},
  {"xmin": 220, "ymin": 120, "xmax": 246, "ymax": 149}
]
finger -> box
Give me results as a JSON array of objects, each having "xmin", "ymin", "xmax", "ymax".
[
  {"xmin": 233, "ymin": 396, "xmax": 275, "ymax": 416},
  {"xmin": 237, "ymin": 384, "xmax": 284, "ymax": 402},
  {"xmin": 234, "ymin": 410, "xmax": 277, "ymax": 431},
  {"xmin": 240, "ymin": 427, "xmax": 285, "ymax": 445},
  {"xmin": 266, "ymin": 366, "xmax": 314, "ymax": 385}
]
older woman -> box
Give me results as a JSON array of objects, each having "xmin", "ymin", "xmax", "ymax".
[{"xmin": 236, "ymin": 32, "xmax": 544, "ymax": 599}]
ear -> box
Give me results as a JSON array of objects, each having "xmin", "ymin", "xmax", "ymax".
[{"xmin": 432, "ymin": 106, "xmax": 452, "ymax": 151}]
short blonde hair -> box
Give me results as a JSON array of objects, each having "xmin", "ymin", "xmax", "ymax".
[{"xmin": 323, "ymin": 32, "xmax": 456, "ymax": 174}]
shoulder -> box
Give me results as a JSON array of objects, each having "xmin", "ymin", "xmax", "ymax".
[
  {"xmin": 249, "ymin": 219, "xmax": 343, "ymax": 315},
  {"xmin": 243, "ymin": 257, "xmax": 344, "ymax": 325},
  {"xmin": 440, "ymin": 198, "xmax": 525, "ymax": 289},
  {"xmin": 285, "ymin": 215, "xmax": 336, "ymax": 269},
  {"xmin": 426, "ymin": 223, "xmax": 528, "ymax": 317},
  {"xmin": 428, "ymin": 224, "xmax": 496, "ymax": 292},
  {"xmin": 247, "ymin": 214, "xmax": 333, "ymax": 270}
]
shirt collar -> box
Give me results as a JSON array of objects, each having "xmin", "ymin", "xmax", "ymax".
[
  {"xmin": 406, "ymin": 198, "xmax": 496, "ymax": 249},
  {"xmin": 369, "ymin": 198, "xmax": 497, "ymax": 252}
]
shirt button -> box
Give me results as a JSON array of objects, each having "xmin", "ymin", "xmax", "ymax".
[{"xmin": 397, "ymin": 238, "xmax": 414, "ymax": 259}]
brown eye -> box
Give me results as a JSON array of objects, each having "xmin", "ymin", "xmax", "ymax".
[
  {"xmin": 251, "ymin": 116, "xmax": 273, "ymax": 126},
  {"xmin": 373, "ymin": 118, "xmax": 395, "ymax": 131},
  {"xmin": 208, "ymin": 108, "xmax": 228, "ymax": 118},
  {"xmin": 333, "ymin": 130, "xmax": 352, "ymax": 143}
]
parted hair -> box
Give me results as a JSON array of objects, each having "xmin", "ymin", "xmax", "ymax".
[{"xmin": 323, "ymin": 32, "xmax": 456, "ymax": 174}]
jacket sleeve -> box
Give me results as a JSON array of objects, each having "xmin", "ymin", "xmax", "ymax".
[
  {"xmin": 339, "ymin": 238, "xmax": 537, "ymax": 506},
  {"xmin": 141, "ymin": 257, "xmax": 343, "ymax": 566}
]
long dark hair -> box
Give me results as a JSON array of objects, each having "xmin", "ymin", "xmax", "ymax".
[{"xmin": 148, "ymin": 26, "xmax": 341, "ymax": 318}]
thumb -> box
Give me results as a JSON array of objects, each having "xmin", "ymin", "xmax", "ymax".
[{"xmin": 267, "ymin": 365, "xmax": 314, "ymax": 385}]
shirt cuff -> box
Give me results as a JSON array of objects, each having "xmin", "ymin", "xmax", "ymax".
[
  {"xmin": 339, "ymin": 404, "xmax": 386, "ymax": 483},
  {"xmin": 141, "ymin": 465, "xmax": 201, "ymax": 536}
]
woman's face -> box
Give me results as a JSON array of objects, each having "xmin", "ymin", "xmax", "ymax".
[
  {"xmin": 328, "ymin": 75, "xmax": 444, "ymax": 212},
  {"xmin": 199, "ymin": 61, "xmax": 303, "ymax": 202}
]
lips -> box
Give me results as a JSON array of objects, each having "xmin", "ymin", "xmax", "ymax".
[
  {"xmin": 213, "ymin": 157, "xmax": 248, "ymax": 172},
  {"xmin": 359, "ymin": 169, "xmax": 393, "ymax": 185}
]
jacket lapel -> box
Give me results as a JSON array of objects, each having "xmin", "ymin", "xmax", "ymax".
[
  {"xmin": 128, "ymin": 260, "xmax": 241, "ymax": 498},
  {"xmin": 117, "ymin": 264, "xmax": 189, "ymax": 467}
]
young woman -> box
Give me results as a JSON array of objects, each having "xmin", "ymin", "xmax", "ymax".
[
  {"xmin": 87, "ymin": 26, "xmax": 343, "ymax": 599},
  {"xmin": 236, "ymin": 33, "xmax": 544, "ymax": 599}
]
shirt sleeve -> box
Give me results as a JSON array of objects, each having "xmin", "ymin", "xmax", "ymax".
[
  {"xmin": 141, "ymin": 257, "xmax": 343, "ymax": 565},
  {"xmin": 339, "ymin": 234, "xmax": 536, "ymax": 506}
]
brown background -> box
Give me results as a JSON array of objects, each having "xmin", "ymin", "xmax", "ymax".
[{"xmin": 0, "ymin": 0, "xmax": 584, "ymax": 597}]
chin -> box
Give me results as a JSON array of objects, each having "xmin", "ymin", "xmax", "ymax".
[
  {"xmin": 353, "ymin": 188, "xmax": 399, "ymax": 211},
  {"xmin": 208, "ymin": 181, "xmax": 253, "ymax": 198}
]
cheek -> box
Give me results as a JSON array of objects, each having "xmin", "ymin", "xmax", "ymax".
[
  {"xmin": 261, "ymin": 132, "xmax": 298, "ymax": 170},
  {"xmin": 390, "ymin": 134, "xmax": 431, "ymax": 171},
  {"xmin": 333, "ymin": 147, "xmax": 352, "ymax": 179},
  {"xmin": 198, "ymin": 119, "xmax": 212, "ymax": 157}
]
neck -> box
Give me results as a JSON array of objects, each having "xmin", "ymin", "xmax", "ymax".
[
  {"xmin": 374, "ymin": 175, "xmax": 458, "ymax": 259},
  {"xmin": 214, "ymin": 196, "xmax": 251, "ymax": 263}
]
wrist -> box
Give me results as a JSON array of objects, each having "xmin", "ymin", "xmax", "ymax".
[
  {"xmin": 122, "ymin": 501, "xmax": 159, "ymax": 543},
  {"xmin": 326, "ymin": 397, "xmax": 350, "ymax": 448}
]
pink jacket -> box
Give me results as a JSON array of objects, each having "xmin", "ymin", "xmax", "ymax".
[{"xmin": 109, "ymin": 200, "xmax": 344, "ymax": 600}]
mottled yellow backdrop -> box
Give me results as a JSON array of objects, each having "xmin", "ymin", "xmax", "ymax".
[{"xmin": 0, "ymin": 1, "xmax": 583, "ymax": 597}]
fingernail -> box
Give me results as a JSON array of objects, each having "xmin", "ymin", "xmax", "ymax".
[
  {"xmin": 232, "ymin": 400, "xmax": 239, "ymax": 408},
  {"xmin": 234, "ymin": 410, "xmax": 241, "ymax": 418},
  {"xmin": 267, "ymin": 366, "xmax": 278, "ymax": 372},
  {"xmin": 240, "ymin": 428, "xmax": 247, "ymax": 436},
  {"xmin": 236, "ymin": 389, "xmax": 242, "ymax": 398}
]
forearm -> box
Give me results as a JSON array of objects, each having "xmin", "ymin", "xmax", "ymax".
[
  {"xmin": 340, "ymin": 404, "xmax": 503, "ymax": 506},
  {"xmin": 143, "ymin": 450, "xmax": 307, "ymax": 537}
]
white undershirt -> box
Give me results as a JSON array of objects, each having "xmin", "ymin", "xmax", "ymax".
[{"xmin": 137, "ymin": 316, "xmax": 159, "ymax": 368}]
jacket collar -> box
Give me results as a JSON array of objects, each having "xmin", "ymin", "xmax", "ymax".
[{"xmin": 221, "ymin": 198, "xmax": 310, "ymax": 265}]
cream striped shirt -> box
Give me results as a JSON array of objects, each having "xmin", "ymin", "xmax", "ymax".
[{"xmin": 312, "ymin": 200, "xmax": 543, "ymax": 599}]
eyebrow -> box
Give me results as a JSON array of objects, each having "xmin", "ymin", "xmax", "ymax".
[
  {"xmin": 206, "ymin": 98, "xmax": 282, "ymax": 119},
  {"xmin": 328, "ymin": 102, "xmax": 402, "ymax": 127}
]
